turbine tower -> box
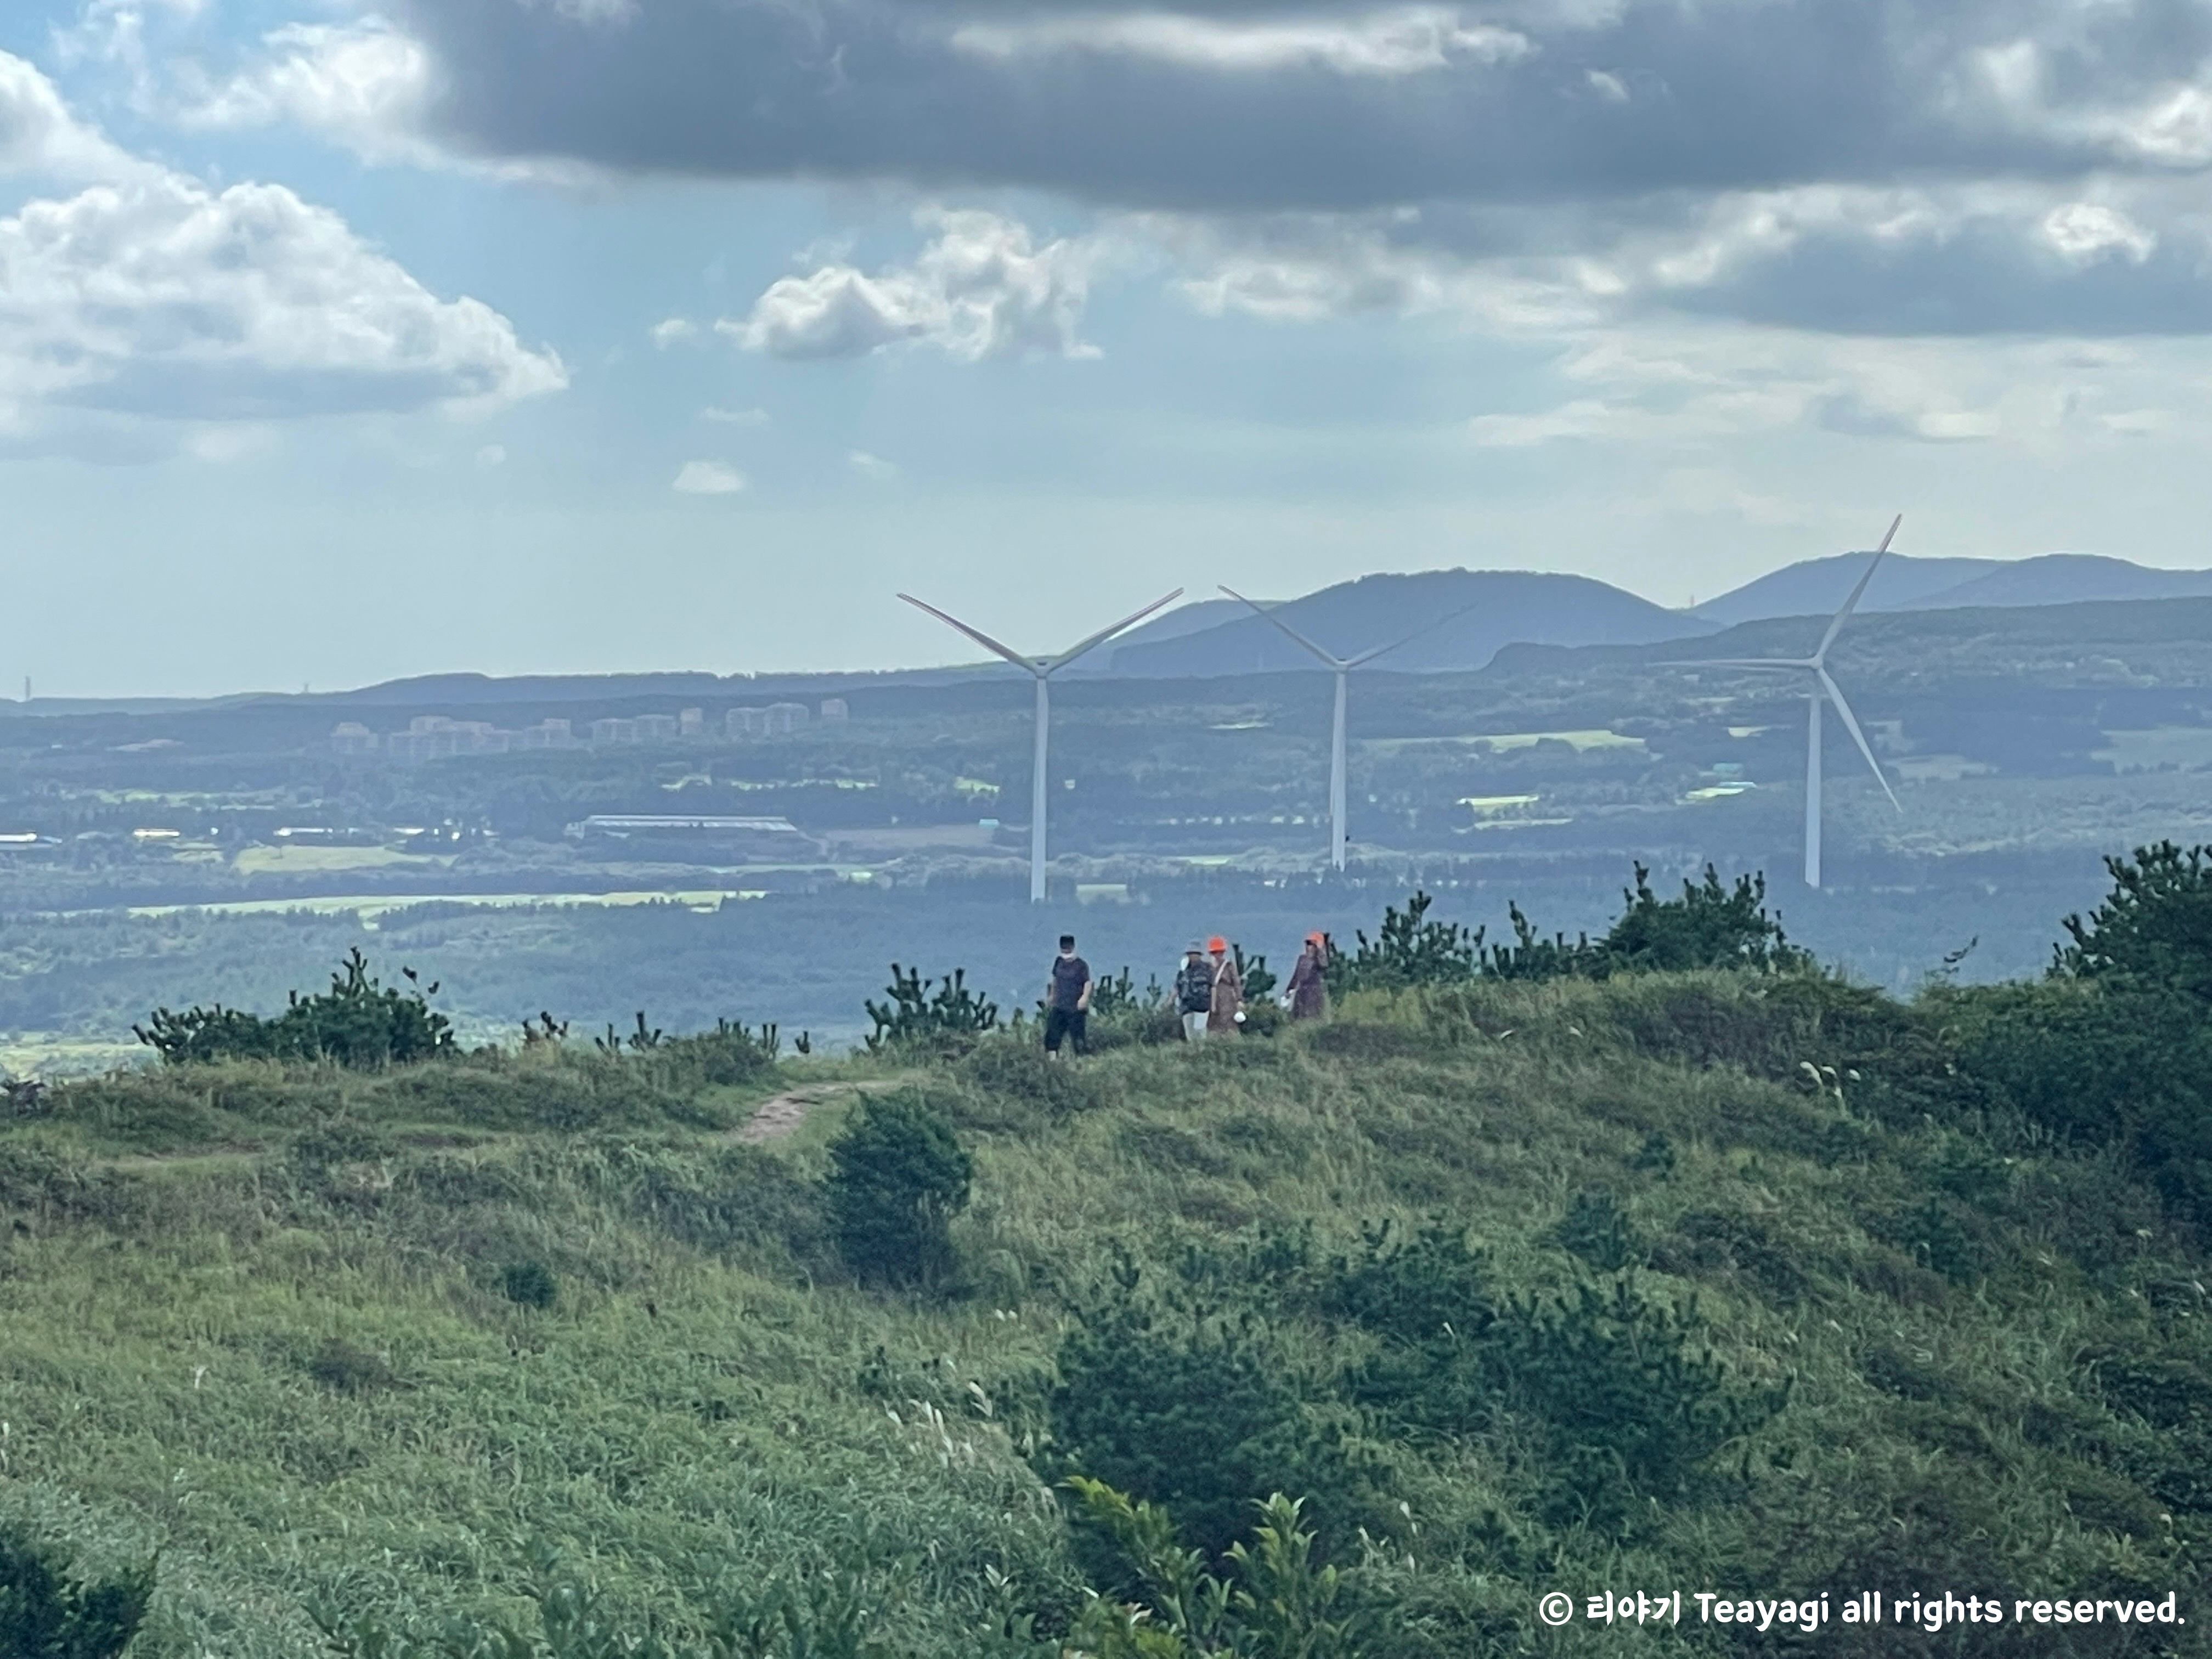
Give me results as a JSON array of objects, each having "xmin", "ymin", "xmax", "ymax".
[
  {"xmin": 1683, "ymin": 515, "xmax": 1905, "ymax": 889},
  {"xmin": 898, "ymin": 588, "xmax": 1182, "ymax": 902},
  {"xmin": 1219, "ymin": 586, "xmax": 1481, "ymax": 871}
]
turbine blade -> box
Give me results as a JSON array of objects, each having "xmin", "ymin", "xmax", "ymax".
[
  {"xmin": 1047, "ymin": 588, "xmax": 1186, "ymax": 673},
  {"xmin": 1814, "ymin": 512, "xmax": 1903, "ymax": 662},
  {"xmin": 1345, "ymin": 595, "xmax": 1486, "ymax": 668},
  {"xmin": 898, "ymin": 593, "xmax": 1041, "ymax": 674},
  {"xmin": 1818, "ymin": 665, "xmax": 1902, "ymax": 812},
  {"xmin": 1220, "ymin": 586, "xmax": 1344, "ymax": 669}
]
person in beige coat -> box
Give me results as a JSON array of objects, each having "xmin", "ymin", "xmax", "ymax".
[{"xmin": 1206, "ymin": 935, "xmax": 1244, "ymax": 1036}]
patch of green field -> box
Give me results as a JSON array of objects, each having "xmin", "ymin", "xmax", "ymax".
[{"xmin": 233, "ymin": 846, "xmax": 456, "ymax": 876}]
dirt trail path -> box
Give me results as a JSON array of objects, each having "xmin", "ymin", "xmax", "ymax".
[{"xmin": 731, "ymin": 1080, "xmax": 898, "ymax": 1145}]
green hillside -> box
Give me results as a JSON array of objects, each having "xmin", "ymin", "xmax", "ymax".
[{"xmin": 3, "ymin": 858, "xmax": 2211, "ymax": 1655}]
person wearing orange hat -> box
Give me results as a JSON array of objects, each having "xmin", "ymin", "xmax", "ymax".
[
  {"xmin": 1285, "ymin": 931, "xmax": 1330, "ymax": 1022},
  {"xmin": 1205, "ymin": 935, "xmax": 1244, "ymax": 1036}
]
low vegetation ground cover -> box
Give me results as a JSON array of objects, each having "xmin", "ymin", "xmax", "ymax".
[{"xmin": 2, "ymin": 850, "xmax": 2211, "ymax": 1654}]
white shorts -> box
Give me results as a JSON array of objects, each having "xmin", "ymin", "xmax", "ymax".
[{"xmin": 1182, "ymin": 1012, "xmax": 1208, "ymax": 1042}]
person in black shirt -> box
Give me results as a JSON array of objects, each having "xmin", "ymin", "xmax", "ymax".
[{"xmin": 1044, "ymin": 935, "xmax": 1091, "ymax": 1059}]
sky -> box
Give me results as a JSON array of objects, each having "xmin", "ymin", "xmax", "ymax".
[{"xmin": 7, "ymin": 0, "xmax": 2212, "ymax": 694}]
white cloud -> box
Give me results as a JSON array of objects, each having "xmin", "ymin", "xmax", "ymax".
[
  {"xmin": 848, "ymin": 449, "xmax": 899, "ymax": 480},
  {"xmin": 2041, "ymin": 202, "xmax": 2155, "ymax": 264},
  {"xmin": 673, "ymin": 459, "xmax": 746, "ymax": 494},
  {"xmin": 730, "ymin": 210, "xmax": 1102, "ymax": 362},
  {"xmin": 0, "ymin": 50, "xmax": 564, "ymax": 435},
  {"xmin": 649, "ymin": 317, "xmax": 698, "ymax": 347},
  {"xmin": 52, "ymin": 0, "xmax": 206, "ymax": 110},
  {"xmin": 0, "ymin": 48, "xmax": 143, "ymax": 180},
  {"xmin": 0, "ymin": 172, "xmax": 567, "ymax": 423},
  {"xmin": 951, "ymin": 8, "xmax": 1531, "ymax": 77},
  {"xmin": 178, "ymin": 20, "xmax": 443, "ymax": 163},
  {"xmin": 476, "ymin": 442, "xmax": 507, "ymax": 466},
  {"xmin": 701, "ymin": 405, "xmax": 769, "ymax": 425}
]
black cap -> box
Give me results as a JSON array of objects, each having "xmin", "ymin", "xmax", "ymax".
[{"xmin": 1059, "ymin": 934, "xmax": 1076, "ymax": 950}]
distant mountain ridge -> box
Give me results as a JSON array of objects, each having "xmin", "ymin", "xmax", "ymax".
[
  {"xmin": 1696, "ymin": 551, "xmax": 2212, "ymax": 625},
  {"xmin": 1106, "ymin": 569, "xmax": 1715, "ymax": 678}
]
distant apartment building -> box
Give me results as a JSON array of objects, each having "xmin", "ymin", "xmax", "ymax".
[
  {"xmin": 517, "ymin": 718, "xmax": 574, "ymax": 749},
  {"xmin": 725, "ymin": 702, "xmax": 810, "ymax": 740},
  {"xmin": 590, "ymin": 718, "xmax": 640, "ymax": 745},
  {"xmin": 635, "ymin": 713, "xmax": 680, "ymax": 744},
  {"xmin": 819, "ymin": 698, "xmax": 848, "ymax": 724},
  {"xmin": 340, "ymin": 713, "xmax": 572, "ymax": 761},
  {"xmin": 385, "ymin": 716, "xmax": 506, "ymax": 761},
  {"xmin": 679, "ymin": 707, "xmax": 706, "ymax": 738}
]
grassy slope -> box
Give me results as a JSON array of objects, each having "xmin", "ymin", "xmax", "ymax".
[{"xmin": 1, "ymin": 981, "xmax": 2207, "ymax": 1655}]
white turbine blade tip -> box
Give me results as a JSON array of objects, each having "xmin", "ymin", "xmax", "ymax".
[
  {"xmin": 1819, "ymin": 665, "xmax": 1901, "ymax": 812},
  {"xmin": 1220, "ymin": 586, "xmax": 1341, "ymax": 667},
  {"xmin": 1048, "ymin": 588, "xmax": 1186, "ymax": 673},
  {"xmin": 898, "ymin": 592, "xmax": 1037, "ymax": 672}
]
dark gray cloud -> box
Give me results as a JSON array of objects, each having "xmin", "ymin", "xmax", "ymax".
[{"xmin": 376, "ymin": 0, "xmax": 2210, "ymax": 210}]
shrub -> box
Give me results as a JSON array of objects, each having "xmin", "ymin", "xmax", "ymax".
[
  {"xmin": 1086, "ymin": 968, "xmax": 1161, "ymax": 1019},
  {"xmin": 1596, "ymin": 865, "xmax": 1808, "ymax": 976},
  {"xmin": 1046, "ymin": 1266, "xmax": 1381, "ymax": 1561},
  {"xmin": 0, "ymin": 1522, "xmax": 154, "ymax": 1659},
  {"xmin": 1064, "ymin": 1480, "xmax": 1378, "ymax": 1659},
  {"xmin": 1232, "ymin": 945, "xmax": 1276, "ymax": 1002},
  {"xmin": 2056, "ymin": 839, "xmax": 2212, "ymax": 999},
  {"xmin": 826, "ymin": 1092, "xmax": 973, "ymax": 1288},
  {"xmin": 1942, "ymin": 978, "xmax": 2212, "ymax": 1226},
  {"xmin": 1551, "ymin": 1187, "xmax": 1640, "ymax": 1273},
  {"xmin": 134, "ymin": 947, "xmax": 453, "ymax": 1068},
  {"xmin": 1327, "ymin": 891, "xmax": 1481, "ymax": 994},
  {"xmin": 501, "ymin": 1260, "xmax": 559, "ymax": 1310},
  {"xmin": 864, "ymin": 964, "xmax": 1000, "ymax": 1054},
  {"xmin": 1330, "ymin": 1221, "xmax": 1498, "ymax": 1435},
  {"xmin": 1487, "ymin": 1276, "xmax": 1787, "ymax": 1528},
  {"xmin": 1331, "ymin": 867, "xmax": 1805, "ymax": 996},
  {"xmin": 1485, "ymin": 865, "xmax": 1806, "ymax": 982}
]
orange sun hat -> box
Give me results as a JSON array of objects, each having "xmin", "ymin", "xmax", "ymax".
[{"xmin": 1207, "ymin": 935, "xmax": 1228, "ymax": 953}]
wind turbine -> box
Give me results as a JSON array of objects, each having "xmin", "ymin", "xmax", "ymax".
[
  {"xmin": 1219, "ymin": 585, "xmax": 1482, "ymax": 871},
  {"xmin": 898, "ymin": 588, "xmax": 1183, "ymax": 902},
  {"xmin": 1680, "ymin": 515, "xmax": 1904, "ymax": 889}
]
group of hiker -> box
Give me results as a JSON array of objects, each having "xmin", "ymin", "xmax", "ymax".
[{"xmin": 1043, "ymin": 930, "xmax": 1329, "ymax": 1057}]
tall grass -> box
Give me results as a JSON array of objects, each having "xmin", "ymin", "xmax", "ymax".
[{"xmin": 0, "ymin": 968, "xmax": 2205, "ymax": 1654}]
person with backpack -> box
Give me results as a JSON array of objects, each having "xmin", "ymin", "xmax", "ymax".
[
  {"xmin": 1174, "ymin": 940, "xmax": 1214, "ymax": 1043},
  {"xmin": 1043, "ymin": 934, "xmax": 1091, "ymax": 1059},
  {"xmin": 1206, "ymin": 935, "xmax": 1244, "ymax": 1036}
]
